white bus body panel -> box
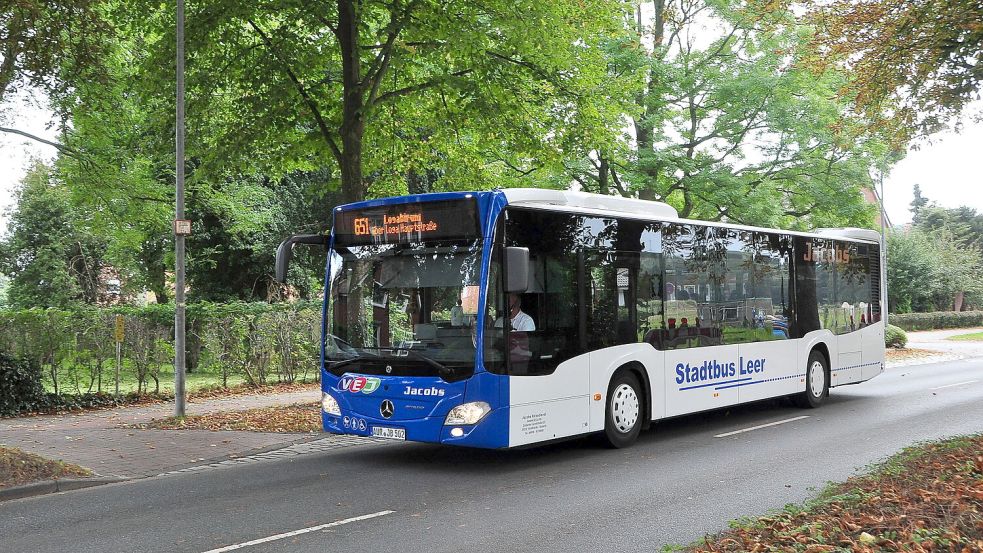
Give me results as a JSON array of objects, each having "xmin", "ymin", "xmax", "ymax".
[
  {"xmin": 834, "ymin": 329, "xmax": 862, "ymax": 385},
  {"xmin": 734, "ymin": 339, "xmax": 802, "ymax": 404},
  {"xmin": 861, "ymin": 323, "xmax": 886, "ymax": 380},
  {"xmin": 508, "ymin": 355, "xmax": 590, "ymax": 447},
  {"xmin": 586, "ymin": 344, "xmax": 665, "ymax": 432},
  {"xmin": 506, "ymin": 323, "xmax": 885, "ymax": 446},
  {"xmin": 663, "ymin": 344, "xmax": 741, "ymax": 416}
]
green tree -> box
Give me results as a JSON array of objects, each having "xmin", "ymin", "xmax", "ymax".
[
  {"xmin": 0, "ymin": 162, "xmax": 106, "ymax": 308},
  {"xmin": 910, "ymin": 183, "xmax": 929, "ymax": 219},
  {"xmin": 0, "ymin": 0, "xmax": 110, "ymax": 152},
  {"xmin": 574, "ymin": 0, "xmax": 882, "ymax": 229},
  {"xmin": 0, "ymin": 274, "xmax": 9, "ymax": 308},
  {"xmin": 810, "ymin": 0, "xmax": 983, "ymax": 138},
  {"xmin": 50, "ymin": 32, "xmax": 173, "ymax": 302},
  {"xmin": 906, "ymin": 189, "xmax": 983, "ymax": 310},
  {"xmin": 887, "ymin": 227, "xmax": 983, "ymax": 313},
  {"xmin": 187, "ymin": 170, "xmax": 342, "ymax": 301},
  {"xmin": 126, "ymin": 0, "xmax": 632, "ymax": 203}
]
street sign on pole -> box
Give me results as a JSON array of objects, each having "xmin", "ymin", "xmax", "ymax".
[
  {"xmin": 174, "ymin": 219, "xmax": 192, "ymax": 236},
  {"xmin": 114, "ymin": 314, "xmax": 125, "ymax": 342}
]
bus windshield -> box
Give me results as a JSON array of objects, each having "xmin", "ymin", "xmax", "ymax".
[{"xmin": 326, "ymin": 239, "xmax": 483, "ymax": 381}]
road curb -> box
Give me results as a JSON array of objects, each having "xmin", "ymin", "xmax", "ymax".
[{"xmin": 0, "ymin": 476, "xmax": 128, "ymax": 502}]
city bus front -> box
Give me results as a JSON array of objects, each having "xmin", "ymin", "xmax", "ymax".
[{"xmin": 282, "ymin": 193, "xmax": 511, "ymax": 448}]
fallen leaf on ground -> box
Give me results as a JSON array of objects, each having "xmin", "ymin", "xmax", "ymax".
[{"xmin": 135, "ymin": 402, "xmax": 320, "ymax": 433}]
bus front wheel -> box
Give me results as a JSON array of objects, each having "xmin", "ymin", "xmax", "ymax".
[
  {"xmin": 603, "ymin": 372, "xmax": 643, "ymax": 448},
  {"xmin": 795, "ymin": 350, "xmax": 829, "ymax": 408}
]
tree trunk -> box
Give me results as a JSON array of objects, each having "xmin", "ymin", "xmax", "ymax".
[
  {"xmin": 954, "ymin": 290, "xmax": 965, "ymax": 312},
  {"xmin": 339, "ymin": 129, "xmax": 365, "ymax": 203},
  {"xmin": 632, "ymin": 0, "xmax": 666, "ymax": 196},
  {"xmin": 337, "ymin": 0, "xmax": 366, "ymax": 204},
  {"xmin": 598, "ymin": 156, "xmax": 609, "ymax": 193}
]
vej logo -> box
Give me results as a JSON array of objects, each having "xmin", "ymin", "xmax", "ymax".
[
  {"xmin": 340, "ymin": 376, "xmax": 381, "ymax": 394},
  {"xmin": 403, "ymin": 385, "xmax": 445, "ymax": 397}
]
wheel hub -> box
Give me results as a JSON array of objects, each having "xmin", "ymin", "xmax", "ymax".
[
  {"xmin": 611, "ymin": 383, "xmax": 639, "ymax": 433},
  {"xmin": 809, "ymin": 360, "xmax": 825, "ymax": 398}
]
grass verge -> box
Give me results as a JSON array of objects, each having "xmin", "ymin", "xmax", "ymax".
[
  {"xmin": 948, "ymin": 331, "xmax": 983, "ymax": 342},
  {"xmin": 137, "ymin": 402, "xmax": 321, "ymax": 433},
  {"xmin": 0, "ymin": 447, "xmax": 91, "ymax": 489},
  {"xmin": 687, "ymin": 434, "xmax": 983, "ymax": 552}
]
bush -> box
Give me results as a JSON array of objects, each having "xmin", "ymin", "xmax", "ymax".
[
  {"xmin": 885, "ymin": 324, "xmax": 908, "ymax": 348},
  {"xmin": 890, "ymin": 311, "xmax": 983, "ymax": 331},
  {"xmin": 0, "ymin": 352, "xmax": 47, "ymax": 416}
]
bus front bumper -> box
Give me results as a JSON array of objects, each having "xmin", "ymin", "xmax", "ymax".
[{"xmin": 321, "ymin": 407, "xmax": 508, "ymax": 449}]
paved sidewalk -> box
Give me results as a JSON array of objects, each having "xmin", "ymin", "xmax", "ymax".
[
  {"xmin": 0, "ymin": 386, "xmax": 325, "ymax": 480},
  {"xmin": 906, "ymin": 327, "xmax": 983, "ymax": 357}
]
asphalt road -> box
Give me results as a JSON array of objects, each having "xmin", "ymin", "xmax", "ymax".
[{"xmin": 3, "ymin": 357, "xmax": 983, "ymax": 553}]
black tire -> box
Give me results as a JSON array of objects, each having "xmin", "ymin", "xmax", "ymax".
[
  {"xmin": 603, "ymin": 371, "xmax": 644, "ymax": 448},
  {"xmin": 795, "ymin": 350, "xmax": 829, "ymax": 408}
]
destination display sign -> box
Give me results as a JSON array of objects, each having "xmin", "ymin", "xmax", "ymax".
[{"xmin": 334, "ymin": 199, "xmax": 479, "ymax": 246}]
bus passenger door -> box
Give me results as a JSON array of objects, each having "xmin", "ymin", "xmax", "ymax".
[{"xmin": 502, "ymin": 209, "xmax": 591, "ymax": 447}]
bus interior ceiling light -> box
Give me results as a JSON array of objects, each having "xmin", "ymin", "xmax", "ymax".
[{"xmin": 445, "ymin": 402, "xmax": 491, "ymax": 425}]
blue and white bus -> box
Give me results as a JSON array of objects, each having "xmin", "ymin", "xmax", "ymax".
[{"xmin": 275, "ymin": 189, "xmax": 885, "ymax": 448}]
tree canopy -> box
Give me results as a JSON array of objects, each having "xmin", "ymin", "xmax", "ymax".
[
  {"xmin": 569, "ymin": 0, "xmax": 884, "ymax": 230},
  {"xmin": 811, "ymin": 0, "xmax": 983, "ymax": 138},
  {"xmin": 0, "ymin": 0, "xmax": 110, "ymax": 151},
  {"xmin": 1, "ymin": 0, "xmax": 906, "ymax": 307}
]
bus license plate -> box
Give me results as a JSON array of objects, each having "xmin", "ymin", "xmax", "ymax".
[{"xmin": 371, "ymin": 427, "xmax": 405, "ymax": 440}]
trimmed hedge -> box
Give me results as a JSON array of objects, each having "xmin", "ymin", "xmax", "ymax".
[
  {"xmin": 0, "ymin": 302, "xmax": 322, "ymax": 398},
  {"xmin": 890, "ymin": 311, "xmax": 983, "ymax": 331},
  {"xmin": 885, "ymin": 324, "xmax": 908, "ymax": 348}
]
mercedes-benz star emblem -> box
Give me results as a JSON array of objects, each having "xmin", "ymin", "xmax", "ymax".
[{"xmin": 380, "ymin": 400, "xmax": 395, "ymax": 419}]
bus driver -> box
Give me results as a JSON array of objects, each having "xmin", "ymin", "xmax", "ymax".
[{"xmin": 496, "ymin": 293, "xmax": 535, "ymax": 331}]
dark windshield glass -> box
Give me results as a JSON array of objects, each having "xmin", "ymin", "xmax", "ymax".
[{"xmin": 326, "ymin": 239, "xmax": 482, "ymax": 381}]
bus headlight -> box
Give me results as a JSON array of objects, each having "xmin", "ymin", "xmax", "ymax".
[
  {"xmin": 444, "ymin": 402, "xmax": 491, "ymax": 425},
  {"xmin": 321, "ymin": 392, "xmax": 341, "ymax": 416}
]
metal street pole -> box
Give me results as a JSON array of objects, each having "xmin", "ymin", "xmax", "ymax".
[
  {"xmin": 880, "ymin": 170, "xmax": 888, "ymax": 327},
  {"xmin": 174, "ymin": 0, "xmax": 187, "ymax": 417}
]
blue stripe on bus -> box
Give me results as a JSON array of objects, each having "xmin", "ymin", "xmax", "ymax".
[
  {"xmin": 831, "ymin": 362, "xmax": 880, "ymax": 372},
  {"xmin": 714, "ymin": 373, "xmax": 807, "ymax": 390},
  {"xmin": 679, "ymin": 377, "xmax": 752, "ymax": 391}
]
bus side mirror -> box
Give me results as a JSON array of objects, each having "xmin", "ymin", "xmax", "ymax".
[
  {"xmin": 505, "ymin": 246, "xmax": 530, "ymax": 293},
  {"xmin": 275, "ymin": 234, "xmax": 329, "ymax": 283}
]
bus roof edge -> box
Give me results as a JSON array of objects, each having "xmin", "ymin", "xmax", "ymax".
[
  {"xmin": 502, "ymin": 188, "xmax": 679, "ymax": 219},
  {"xmin": 814, "ymin": 227, "xmax": 882, "ymax": 243}
]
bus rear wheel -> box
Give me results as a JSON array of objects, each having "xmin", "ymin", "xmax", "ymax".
[
  {"xmin": 795, "ymin": 350, "xmax": 829, "ymax": 408},
  {"xmin": 603, "ymin": 372, "xmax": 643, "ymax": 448}
]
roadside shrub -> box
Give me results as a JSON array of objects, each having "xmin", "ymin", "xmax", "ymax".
[
  {"xmin": 0, "ymin": 352, "xmax": 47, "ymax": 416},
  {"xmin": 0, "ymin": 301, "xmax": 322, "ymax": 398},
  {"xmin": 884, "ymin": 324, "xmax": 908, "ymax": 348},
  {"xmin": 890, "ymin": 311, "xmax": 983, "ymax": 331}
]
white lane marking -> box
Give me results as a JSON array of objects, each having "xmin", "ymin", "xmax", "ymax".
[
  {"xmin": 201, "ymin": 510, "xmax": 395, "ymax": 553},
  {"xmin": 931, "ymin": 380, "xmax": 978, "ymax": 390},
  {"xmin": 714, "ymin": 416, "xmax": 810, "ymax": 438}
]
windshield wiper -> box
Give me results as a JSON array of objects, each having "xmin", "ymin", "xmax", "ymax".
[
  {"xmin": 401, "ymin": 349, "xmax": 452, "ymax": 375},
  {"xmin": 326, "ymin": 358, "xmax": 362, "ymax": 371}
]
